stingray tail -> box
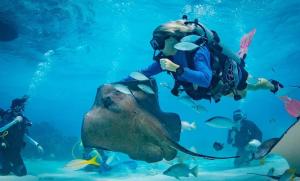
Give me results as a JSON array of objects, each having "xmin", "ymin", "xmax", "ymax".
[
  {"xmin": 247, "ymin": 173, "xmax": 279, "ymax": 180},
  {"xmin": 166, "ymin": 136, "xmax": 239, "ymax": 160}
]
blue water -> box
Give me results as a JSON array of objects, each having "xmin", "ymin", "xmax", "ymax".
[{"xmin": 0, "ymin": 0, "xmax": 300, "ymax": 180}]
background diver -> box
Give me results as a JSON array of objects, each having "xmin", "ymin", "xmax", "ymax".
[
  {"xmin": 0, "ymin": 95, "xmax": 44, "ymax": 176},
  {"xmin": 227, "ymin": 109, "xmax": 262, "ymax": 167}
]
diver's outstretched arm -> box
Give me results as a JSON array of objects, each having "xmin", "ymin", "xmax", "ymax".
[
  {"xmin": 0, "ymin": 116, "xmax": 23, "ymax": 132},
  {"xmin": 24, "ymin": 134, "xmax": 44, "ymax": 154}
]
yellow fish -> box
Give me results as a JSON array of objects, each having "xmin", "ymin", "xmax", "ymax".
[{"xmin": 65, "ymin": 156, "xmax": 100, "ymax": 170}]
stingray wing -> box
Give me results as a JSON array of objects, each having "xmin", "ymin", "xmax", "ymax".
[{"xmin": 270, "ymin": 118, "xmax": 300, "ymax": 175}]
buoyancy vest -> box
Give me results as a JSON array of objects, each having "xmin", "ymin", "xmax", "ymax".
[
  {"xmin": 0, "ymin": 111, "xmax": 29, "ymax": 151},
  {"xmin": 170, "ymin": 47, "xmax": 226, "ymax": 102}
]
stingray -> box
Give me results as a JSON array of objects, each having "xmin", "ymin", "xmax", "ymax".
[
  {"xmin": 254, "ymin": 117, "xmax": 300, "ymax": 176},
  {"xmin": 81, "ymin": 79, "xmax": 237, "ymax": 163}
]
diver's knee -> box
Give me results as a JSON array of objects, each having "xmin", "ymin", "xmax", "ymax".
[
  {"xmin": 13, "ymin": 164, "xmax": 27, "ymax": 176},
  {"xmin": 0, "ymin": 168, "xmax": 10, "ymax": 176}
]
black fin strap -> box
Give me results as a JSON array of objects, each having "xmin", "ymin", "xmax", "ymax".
[{"xmin": 171, "ymin": 81, "xmax": 181, "ymax": 96}]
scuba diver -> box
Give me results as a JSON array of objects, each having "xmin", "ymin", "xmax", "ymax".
[
  {"xmin": 0, "ymin": 95, "xmax": 44, "ymax": 176},
  {"xmin": 227, "ymin": 109, "xmax": 262, "ymax": 167},
  {"xmin": 127, "ymin": 15, "xmax": 283, "ymax": 103}
]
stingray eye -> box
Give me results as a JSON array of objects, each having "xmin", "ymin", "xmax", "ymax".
[
  {"xmin": 102, "ymin": 96, "xmax": 121, "ymax": 113},
  {"xmin": 112, "ymin": 90, "xmax": 121, "ymax": 96},
  {"xmin": 102, "ymin": 97, "xmax": 114, "ymax": 108}
]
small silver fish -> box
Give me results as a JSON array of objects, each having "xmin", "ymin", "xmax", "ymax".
[
  {"xmin": 174, "ymin": 42, "xmax": 199, "ymax": 51},
  {"xmin": 178, "ymin": 95, "xmax": 207, "ymax": 113},
  {"xmin": 192, "ymin": 105, "xmax": 208, "ymax": 113},
  {"xmin": 163, "ymin": 163, "xmax": 198, "ymax": 179},
  {"xmin": 112, "ymin": 84, "xmax": 132, "ymax": 95},
  {"xmin": 181, "ymin": 121, "xmax": 196, "ymax": 131},
  {"xmin": 129, "ymin": 72, "xmax": 149, "ymax": 81},
  {"xmin": 205, "ymin": 116, "xmax": 236, "ymax": 129},
  {"xmin": 137, "ymin": 84, "xmax": 155, "ymax": 94},
  {"xmin": 159, "ymin": 82, "xmax": 172, "ymax": 89},
  {"xmin": 178, "ymin": 95, "xmax": 197, "ymax": 106},
  {"xmin": 180, "ymin": 35, "xmax": 202, "ymax": 43}
]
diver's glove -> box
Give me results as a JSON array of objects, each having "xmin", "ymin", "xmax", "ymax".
[
  {"xmin": 37, "ymin": 144, "xmax": 44, "ymax": 155},
  {"xmin": 270, "ymin": 79, "xmax": 284, "ymax": 93},
  {"xmin": 15, "ymin": 116, "xmax": 23, "ymax": 122}
]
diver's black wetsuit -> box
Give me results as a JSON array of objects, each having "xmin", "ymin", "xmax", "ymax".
[
  {"xmin": 0, "ymin": 111, "xmax": 29, "ymax": 176},
  {"xmin": 227, "ymin": 119, "xmax": 262, "ymax": 167}
]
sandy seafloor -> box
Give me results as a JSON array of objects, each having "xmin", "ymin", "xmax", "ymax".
[{"xmin": 2, "ymin": 155, "xmax": 299, "ymax": 181}]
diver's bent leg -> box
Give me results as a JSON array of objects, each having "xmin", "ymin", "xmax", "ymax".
[
  {"xmin": 234, "ymin": 148, "xmax": 246, "ymax": 168},
  {"xmin": 0, "ymin": 150, "xmax": 11, "ymax": 175},
  {"xmin": 235, "ymin": 148, "xmax": 253, "ymax": 168},
  {"xmin": 10, "ymin": 152, "xmax": 27, "ymax": 176},
  {"xmin": 246, "ymin": 78, "xmax": 273, "ymax": 91}
]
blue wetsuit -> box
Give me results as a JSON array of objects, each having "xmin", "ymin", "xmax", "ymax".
[{"xmin": 138, "ymin": 46, "xmax": 212, "ymax": 88}]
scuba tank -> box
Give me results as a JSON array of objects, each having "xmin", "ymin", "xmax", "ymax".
[{"xmin": 181, "ymin": 15, "xmax": 242, "ymax": 65}]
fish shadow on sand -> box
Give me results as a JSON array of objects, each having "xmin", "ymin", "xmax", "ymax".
[{"xmin": 81, "ymin": 79, "xmax": 237, "ymax": 163}]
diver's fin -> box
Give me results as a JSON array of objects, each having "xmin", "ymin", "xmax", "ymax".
[
  {"xmin": 165, "ymin": 135, "xmax": 239, "ymax": 160},
  {"xmin": 238, "ymin": 28, "xmax": 256, "ymax": 59}
]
